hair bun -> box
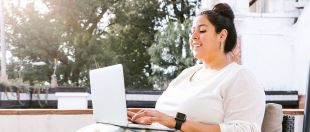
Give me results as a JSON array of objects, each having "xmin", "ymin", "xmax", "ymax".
[{"xmin": 212, "ymin": 3, "xmax": 234, "ymax": 20}]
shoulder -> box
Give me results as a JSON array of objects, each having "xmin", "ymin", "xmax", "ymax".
[
  {"xmin": 168, "ymin": 64, "xmax": 202, "ymax": 86},
  {"xmin": 221, "ymin": 63, "xmax": 264, "ymax": 96},
  {"xmin": 235, "ymin": 65, "xmax": 259, "ymax": 84},
  {"xmin": 226, "ymin": 63, "xmax": 256, "ymax": 80}
]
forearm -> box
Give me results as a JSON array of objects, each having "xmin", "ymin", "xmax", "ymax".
[
  {"xmin": 162, "ymin": 116, "xmax": 221, "ymax": 132},
  {"xmin": 180, "ymin": 120, "xmax": 221, "ymax": 132},
  {"xmin": 129, "ymin": 109, "xmax": 221, "ymax": 131}
]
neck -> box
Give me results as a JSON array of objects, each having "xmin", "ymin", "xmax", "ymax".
[{"xmin": 202, "ymin": 53, "xmax": 230, "ymax": 70}]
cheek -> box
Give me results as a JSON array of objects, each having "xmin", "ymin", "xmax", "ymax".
[
  {"xmin": 200, "ymin": 35, "xmax": 212, "ymax": 49},
  {"xmin": 200, "ymin": 34, "xmax": 218, "ymax": 52}
]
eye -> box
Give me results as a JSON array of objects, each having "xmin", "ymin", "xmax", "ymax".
[{"xmin": 199, "ymin": 30, "xmax": 206, "ymax": 33}]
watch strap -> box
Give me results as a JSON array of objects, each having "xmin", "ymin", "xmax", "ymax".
[
  {"xmin": 174, "ymin": 112, "xmax": 186, "ymax": 130},
  {"xmin": 175, "ymin": 119, "xmax": 183, "ymax": 130}
]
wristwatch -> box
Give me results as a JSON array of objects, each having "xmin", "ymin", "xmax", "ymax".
[{"xmin": 175, "ymin": 112, "xmax": 186, "ymax": 130}]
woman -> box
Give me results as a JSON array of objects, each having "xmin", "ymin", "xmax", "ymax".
[{"xmin": 128, "ymin": 3, "xmax": 265, "ymax": 132}]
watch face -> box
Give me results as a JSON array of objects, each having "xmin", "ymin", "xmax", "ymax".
[{"xmin": 176, "ymin": 112, "xmax": 186, "ymax": 120}]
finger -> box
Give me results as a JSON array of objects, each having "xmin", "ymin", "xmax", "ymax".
[
  {"xmin": 127, "ymin": 111, "xmax": 135, "ymax": 120},
  {"xmin": 132, "ymin": 111, "xmax": 158, "ymax": 122},
  {"xmin": 128, "ymin": 109, "xmax": 145, "ymax": 119},
  {"xmin": 137, "ymin": 109, "xmax": 145, "ymax": 114},
  {"xmin": 132, "ymin": 110, "xmax": 159, "ymax": 121},
  {"xmin": 131, "ymin": 111, "xmax": 145, "ymax": 121},
  {"xmin": 127, "ymin": 111, "xmax": 135, "ymax": 118},
  {"xmin": 131, "ymin": 109, "xmax": 146, "ymax": 120}
]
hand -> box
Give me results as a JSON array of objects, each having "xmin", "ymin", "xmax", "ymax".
[
  {"xmin": 127, "ymin": 109, "xmax": 175, "ymax": 128},
  {"xmin": 127, "ymin": 108, "xmax": 144, "ymax": 121},
  {"xmin": 127, "ymin": 109, "xmax": 144, "ymax": 122},
  {"xmin": 127, "ymin": 110, "xmax": 153, "ymax": 125}
]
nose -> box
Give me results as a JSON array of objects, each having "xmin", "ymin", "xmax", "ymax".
[
  {"xmin": 189, "ymin": 30, "xmax": 198, "ymax": 47},
  {"xmin": 191, "ymin": 30, "xmax": 199, "ymax": 40}
]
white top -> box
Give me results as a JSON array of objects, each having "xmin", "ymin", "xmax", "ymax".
[{"xmin": 155, "ymin": 63, "xmax": 266, "ymax": 132}]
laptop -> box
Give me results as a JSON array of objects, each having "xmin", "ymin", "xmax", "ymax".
[{"xmin": 89, "ymin": 64, "xmax": 174, "ymax": 131}]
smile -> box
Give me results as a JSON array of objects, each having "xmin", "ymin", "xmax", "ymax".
[{"xmin": 192, "ymin": 43, "xmax": 202, "ymax": 48}]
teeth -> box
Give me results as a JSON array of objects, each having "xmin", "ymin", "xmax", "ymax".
[{"xmin": 192, "ymin": 43, "xmax": 202, "ymax": 47}]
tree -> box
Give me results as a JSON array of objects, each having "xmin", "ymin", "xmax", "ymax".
[
  {"xmin": 105, "ymin": 0, "xmax": 163, "ymax": 89},
  {"xmin": 6, "ymin": 2, "xmax": 62, "ymax": 84},
  {"xmin": 5, "ymin": 0, "xmax": 118, "ymax": 85},
  {"xmin": 148, "ymin": 0, "xmax": 199, "ymax": 89},
  {"xmin": 5, "ymin": 0, "xmax": 162, "ymax": 88}
]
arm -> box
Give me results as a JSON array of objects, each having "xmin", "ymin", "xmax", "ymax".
[
  {"xmin": 130, "ymin": 70, "xmax": 265, "ymax": 132},
  {"xmin": 218, "ymin": 70, "xmax": 265, "ymax": 132},
  {"xmin": 181, "ymin": 120, "xmax": 220, "ymax": 132},
  {"xmin": 130, "ymin": 109, "xmax": 221, "ymax": 132}
]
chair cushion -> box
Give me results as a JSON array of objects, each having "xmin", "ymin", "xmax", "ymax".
[{"xmin": 262, "ymin": 103, "xmax": 283, "ymax": 132}]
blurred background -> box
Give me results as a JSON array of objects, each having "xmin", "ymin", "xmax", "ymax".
[
  {"xmin": 0, "ymin": 0, "xmax": 309, "ymax": 93},
  {"xmin": 0, "ymin": 0, "xmax": 310, "ymax": 132}
]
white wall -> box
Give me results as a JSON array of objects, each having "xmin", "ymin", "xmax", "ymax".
[
  {"xmin": 238, "ymin": 14, "xmax": 296, "ymax": 91},
  {"xmin": 201, "ymin": 0, "xmax": 310, "ymax": 94},
  {"xmin": 0, "ymin": 114, "xmax": 94, "ymax": 132},
  {"xmin": 291, "ymin": 2, "xmax": 310, "ymax": 94},
  {"xmin": 239, "ymin": 2, "xmax": 310, "ymax": 94}
]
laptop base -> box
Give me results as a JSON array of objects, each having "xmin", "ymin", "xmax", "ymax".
[{"xmin": 96, "ymin": 122, "xmax": 175, "ymax": 131}]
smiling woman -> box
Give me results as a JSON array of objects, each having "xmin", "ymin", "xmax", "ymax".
[{"xmin": 127, "ymin": 3, "xmax": 265, "ymax": 132}]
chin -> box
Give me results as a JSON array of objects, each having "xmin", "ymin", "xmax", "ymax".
[
  {"xmin": 193, "ymin": 54, "xmax": 203, "ymax": 60},
  {"xmin": 192, "ymin": 50, "xmax": 205, "ymax": 60}
]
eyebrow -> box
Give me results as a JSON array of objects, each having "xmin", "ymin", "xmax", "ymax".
[
  {"xmin": 192, "ymin": 24, "xmax": 208, "ymax": 29},
  {"xmin": 198, "ymin": 24, "xmax": 208, "ymax": 27}
]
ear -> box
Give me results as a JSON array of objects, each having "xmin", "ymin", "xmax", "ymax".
[{"xmin": 219, "ymin": 29, "xmax": 228, "ymax": 43}]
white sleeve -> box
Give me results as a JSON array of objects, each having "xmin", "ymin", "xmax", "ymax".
[{"xmin": 219, "ymin": 69, "xmax": 266, "ymax": 132}]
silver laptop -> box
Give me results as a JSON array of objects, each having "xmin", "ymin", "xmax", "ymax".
[{"xmin": 89, "ymin": 64, "xmax": 174, "ymax": 131}]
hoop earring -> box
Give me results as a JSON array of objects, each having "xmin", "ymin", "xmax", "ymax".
[
  {"xmin": 227, "ymin": 52, "xmax": 232, "ymax": 62},
  {"xmin": 221, "ymin": 41, "xmax": 225, "ymax": 53}
]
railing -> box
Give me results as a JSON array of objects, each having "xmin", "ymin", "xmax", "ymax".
[{"xmin": 0, "ymin": 88, "xmax": 300, "ymax": 109}]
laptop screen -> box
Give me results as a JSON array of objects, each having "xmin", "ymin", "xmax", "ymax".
[{"xmin": 89, "ymin": 64, "xmax": 128, "ymax": 126}]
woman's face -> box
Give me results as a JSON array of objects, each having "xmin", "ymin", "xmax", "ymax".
[{"xmin": 190, "ymin": 15, "xmax": 223, "ymax": 62}]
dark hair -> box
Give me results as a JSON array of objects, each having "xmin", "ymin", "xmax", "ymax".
[{"xmin": 199, "ymin": 3, "xmax": 237, "ymax": 53}]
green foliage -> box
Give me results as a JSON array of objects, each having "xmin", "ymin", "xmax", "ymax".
[
  {"xmin": 105, "ymin": 0, "xmax": 163, "ymax": 89},
  {"xmin": 148, "ymin": 0, "xmax": 198, "ymax": 89},
  {"xmin": 5, "ymin": 0, "xmax": 161, "ymax": 88},
  {"xmin": 4, "ymin": 0, "xmax": 198, "ymax": 89},
  {"xmin": 148, "ymin": 19, "xmax": 195, "ymax": 89},
  {"xmin": 5, "ymin": 1, "xmax": 113, "ymax": 86}
]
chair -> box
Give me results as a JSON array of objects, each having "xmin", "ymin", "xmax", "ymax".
[{"xmin": 262, "ymin": 103, "xmax": 283, "ymax": 132}]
